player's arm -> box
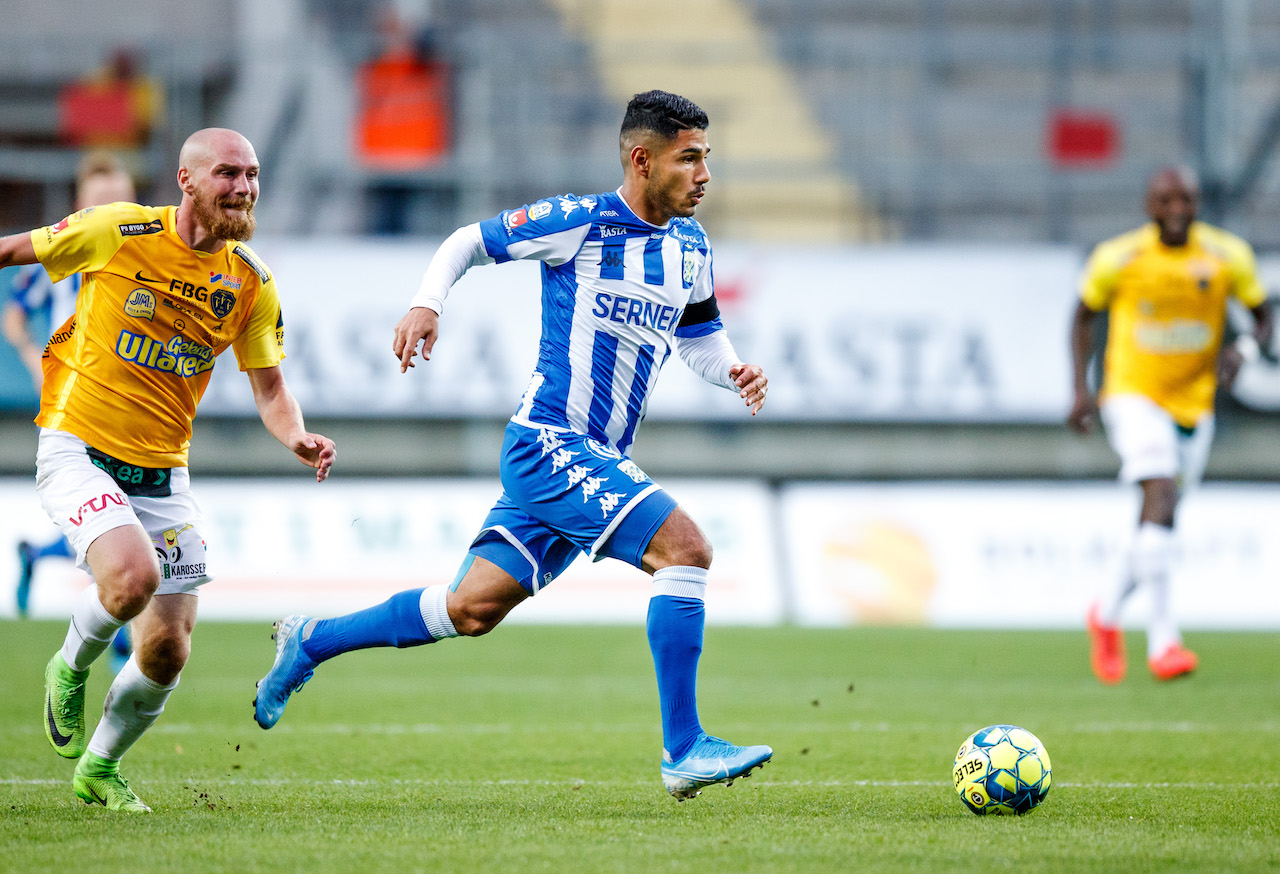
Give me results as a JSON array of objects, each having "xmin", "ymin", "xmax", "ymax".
[
  {"xmin": 394, "ymin": 223, "xmax": 491, "ymax": 372},
  {"xmin": 1217, "ymin": 237, "xmax": 1275, "ymax": 385},
  {"xmin": 2, "ymin": 301, "xmax": 43, "ymax": 386},
  {"xmin": 1218, "ymin": 300, "xmax": 1276, "ymax": 386},
  {"xmin": 674, "ymin": 298, "xmax": 768, "ymax": 415},
  {"xmin": 1067, "ymin": 301, "xmax": 1101, "ymax": 434},
  {"xmin": 245, "ymin": 365, "xmax": 336, "ymax": 482},
  {"xmin": 0, "ymin": 231, "xmax": 38, "ymax": 270},
  {"xmin": 1069, "ymin": 243, "xmax": 1117, "ymax": 435}
]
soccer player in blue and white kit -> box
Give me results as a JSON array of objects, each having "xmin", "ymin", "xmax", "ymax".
[
  {"xmin": 255, "ymin": 90, "xmax": 773, "ymax": 800},
  {"xmin": 5, "ymin": 153, "xmax": 138, "ymax": 669}
]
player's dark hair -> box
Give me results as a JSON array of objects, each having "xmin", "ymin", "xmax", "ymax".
[{"xmin": 621, "ymin": 90, "xmax": 709, "ymax": 141}]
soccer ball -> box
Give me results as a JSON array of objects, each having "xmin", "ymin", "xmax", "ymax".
[{"xmin": 952, "ymin": 724, "xmax": 1052, "ymax": 815}]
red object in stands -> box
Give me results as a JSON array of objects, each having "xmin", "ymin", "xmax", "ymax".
[
  {"xmin": 356, "ymin": 53, "xmax": 451, "ymax": 170},
  {"xmin": 58, "ymin": 82, "xmax": 138, "ymax": 147},
  {"xmin": 1047, "ymin": 110, "xmax": 1119, "ymax": 167}
]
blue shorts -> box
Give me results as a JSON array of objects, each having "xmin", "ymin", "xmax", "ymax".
[{"xmin": 466, "ymin": 422, "xmax": 677, "ymax": 594}]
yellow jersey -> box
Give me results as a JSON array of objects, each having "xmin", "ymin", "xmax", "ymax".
[
  {"xmin": 1079, "ymin": 221, "xmax": 1266, "ymax": 427},
  {"xmin": 31, "ymin": 202, "xmax": 284, "ymax": 466}
]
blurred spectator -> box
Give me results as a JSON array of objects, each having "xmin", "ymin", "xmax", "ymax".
[
  {"xmin": 3, "ymin": 151, "xmax": 136, "ymax": 391},
  {"xmin": 57, "ymin": 48, "xmax": 164, "ymax": 150},
  {"xmin": 354, "ymin": 9, "xmax": 451, "ymax": 171}
]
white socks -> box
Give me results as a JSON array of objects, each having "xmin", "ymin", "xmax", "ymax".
[
  {"xmin": 1102, "ymin": 522, "xmax": 1179, "ymax": 657},
  {"xmin": 419, "ymin": 585, "xmax": 458, "ymax": 640},
  {"xmin": 651, "ymin": 565, "xmax": 708, "ymax": 600},
  {"xmin": 87, "ymin": 655, "xmax": 178, "ymax": 762},
  {"xmin": 62, "ymin": 586, "xmax": 126, "ymax": 672}
]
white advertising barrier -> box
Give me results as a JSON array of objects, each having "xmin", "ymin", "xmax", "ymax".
[
  {"xmin": 196, "ymin": 239, "xmax": 1082, "ymax": 422},
  {"xmin": 0, "ymin": 477, "xmax": 783, "ymax": 626},
  {"xmin": 783, "ymin": 482, "xmax": 1280, "ymax": 629}
]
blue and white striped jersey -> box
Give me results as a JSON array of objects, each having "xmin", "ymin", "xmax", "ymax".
[
  {"xmin": 478, "ymin": 189, "xmax": 725, "ymax": 455},
  {"xmin": 8, "ymin": 265, "xmax": 80, "ymax": 339}
]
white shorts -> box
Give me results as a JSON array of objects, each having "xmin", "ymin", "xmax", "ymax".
[
  {"xmin": 35, "ymin": 428, "xmax": 213, "ymax": 595},
  {"xmin": 1099, "ymin": 394, "xmax": 1214, "ymax": 490}
]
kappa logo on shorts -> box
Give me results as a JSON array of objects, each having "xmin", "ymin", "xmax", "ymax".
[
  {"xmin": 537, "ymin": 429, "xmax": 566, "ymax": 456},
  {"xmin": 549, "ymin": 447, "xmax": 577, "ymax": 473},
  {"xmin": 579, "ymin": 476, "xmax": 607, "ymax": 501},
  {"xmin": 597, "ymin": 492, "xmax": 626, "ymax": 517}
]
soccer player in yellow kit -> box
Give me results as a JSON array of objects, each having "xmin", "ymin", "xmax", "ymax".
[
  {"xmin": 1068, "ymin": 165, "xmax": 1273, "ymax": 684},
  {"xmin": 0, "ymin": 128, "xmax": 336, "ymax": 811}
]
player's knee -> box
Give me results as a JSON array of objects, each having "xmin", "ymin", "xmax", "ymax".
[
  {"xmin": 665, "ymin": 521, "xmax": 713, "ymax": 569},
  {"xmin": 450, "ymin": 600, "xmax": 507, "ymax": 637},
  {"xmin": 98, "ymin": 559, "xmax": 161, "ymax": 618},
  {"xmin": 137, "ymin": 635, "xmax": 188, "ymax": 685},
  {"xmin": 646, "ymin": 512, "xmax": 713, "ymax": 570},
  {"xmin": 676, "ymin": 534, "xmax": 713, "ymax": 570}
]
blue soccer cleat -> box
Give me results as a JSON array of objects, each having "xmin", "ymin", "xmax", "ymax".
[
  {"xmin": 660, "ymin": 733, "xmax": 773, "ymax": 800},
  {"xmin": 16, "ymin": 540, "xmax": 36, "ymax": 617},
  {"xmin": 253, "ymin": 615, "xmax": 317, "ymax": 729}
]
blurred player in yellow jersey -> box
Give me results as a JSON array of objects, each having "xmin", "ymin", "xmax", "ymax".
[
  {"xmin": 1068, "ymin": 165, "xmax": 1273, "ymax": 684},
  {"xmin": 0, "ymin": 128, "xmax": 336, "ymax": 811}
]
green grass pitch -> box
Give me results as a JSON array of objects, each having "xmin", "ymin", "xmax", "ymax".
[{"xmin": 3, "ymin": 620, "xmax": 1278, "ymax": 873}]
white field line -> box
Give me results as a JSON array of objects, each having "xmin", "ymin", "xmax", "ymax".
[{"xmin": 6, "ymin": 720, "xmax": 1280, "ymax": 737}]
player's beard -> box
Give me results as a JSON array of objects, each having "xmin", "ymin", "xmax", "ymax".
[
  {"xmin": 192, "ymin": 187, "xmax": 257, "ymax": 241},
  {"xmin": 647, "ymin": 167, "xmax": 700, "ymax": 220}
]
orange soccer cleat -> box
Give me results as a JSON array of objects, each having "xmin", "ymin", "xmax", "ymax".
[
  {"xmin": 1148, "ymin": 644, "xmax": 1198, "ymax": 681},
  {"xmin": 1086, "ymin": 605, "xmax": 1126, "ymax": 685}
]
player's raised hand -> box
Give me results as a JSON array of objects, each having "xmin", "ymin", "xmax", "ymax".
[
  {"xmin": 730, "ymin": 363, "xmax": 768, "ymax": 415},
  {"xmin": 393, "ymin": 306, "xmax": 440, "ymax": 373},
  {"xmin": 291, "ymin": 432, "xmax": 336, "ymax": 482}
]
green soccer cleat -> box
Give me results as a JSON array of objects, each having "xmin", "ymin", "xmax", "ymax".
[
  {"xmin": 44, "ymin": 652, "xmax": 89, "ymax": 758},
  {"xmin": 73, "ymin": 752, "xmax": 151, "ymax": 812}
]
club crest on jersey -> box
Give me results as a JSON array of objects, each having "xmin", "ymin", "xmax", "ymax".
[
  {"xmin": 209, "ymin": 272, "xmax": 243, "ymax": 290},
  {"xmin": 682, "ymin": 250, "xmax": 696, "ymax": 287},
  {"xmin": 1188, "ymin": 259, "xmax": 1215, "ymax": 291},
  {"xmin": 210, "ymin": 289, "xmax": 236, "ymax": 319},
  {"xmin": 529, "ymin": 201, "xmax": 553, "ymax": 221},
  {"xmin": 123, "ymin": 288, "xmax": 156, "ymax": 321}
]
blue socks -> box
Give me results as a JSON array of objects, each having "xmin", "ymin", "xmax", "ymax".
[
  {"xmin": 38, "ymin": 536, "xmax": 75, "ymax": 561},
  {"xmin": 648, "ymin": 566, "xmax": 710, "ymax": 761},
  {"xmin": 300, "ymin": 588, "xmax": 435, "ymax": 663}
]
